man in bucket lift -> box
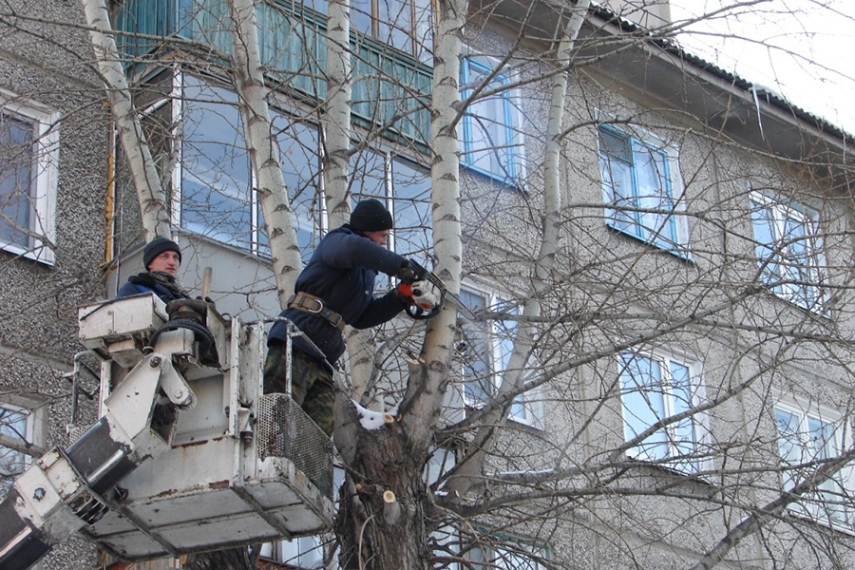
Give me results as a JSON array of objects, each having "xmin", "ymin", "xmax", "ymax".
[
  {"xmin": 264, "ymin": 199, "xmax": 423, "ymax": 436},
  {"xmin": 116, "ymin": 237, "xmax": 192, "ymax": 303}
]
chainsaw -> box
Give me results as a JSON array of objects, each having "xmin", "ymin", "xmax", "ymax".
[{"xmin": 397, "ymin": 260, "xmax": 476, "ymax": 320}]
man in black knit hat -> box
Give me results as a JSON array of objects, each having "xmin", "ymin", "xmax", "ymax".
[
  {"xmin": 116, "ymin": 237, "xmax": 191, "ymax": 304},
  {"xmin": 264, "ymin": 198, "xmax": 417, "ymax": 436}
]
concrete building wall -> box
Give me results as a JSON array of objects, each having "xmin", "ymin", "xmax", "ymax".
[{"xmin": 0, "ymin": 1, "xmax": 110, "ymax": 568}]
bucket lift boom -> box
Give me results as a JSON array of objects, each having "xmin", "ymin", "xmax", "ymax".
[{"xmin": 0, "ymin": 294, "xmax": 334, "ymax": 569}]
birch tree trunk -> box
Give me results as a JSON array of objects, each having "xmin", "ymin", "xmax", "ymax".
[
  {"xmin": 80, "ymin": 0, "xmax": 170, "ymax": 241},
  {"xmin": 320, "ymin": 0, "xmax": 375, "ymax": 402},
  {"xmin": 334, "ymin": 0, "xmax": 466, "ymax": 566},
  {"xmin": 228, "ymin": 0, "xmax": 302, "ymax": 304},
  {"xmin": 445, "ymin": 0, "xmax": 591, "ymax": 499},
  {"xmin": 322, "ymin": 0, "xmax": 353, "ymax": 232}
]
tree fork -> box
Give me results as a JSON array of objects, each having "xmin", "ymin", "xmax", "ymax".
[{"xmin": 336, "ymin": 416, "xmax": 431, "ymax": 570}]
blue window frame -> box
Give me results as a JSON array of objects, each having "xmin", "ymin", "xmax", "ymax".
[
  {"xmin": 619, "ymin": 350, "xmax": 706, "ymax": 473},
  {"xmin": 750, "ymin": 191, "xmax": 826, "ymax": 312},
  {"xmin": 598, "ymin": 124, "xmax": 686, "ymax": 253},
  {"xmin": 460, "ymin": 55, "xmax": 525, "ymax": 188}
]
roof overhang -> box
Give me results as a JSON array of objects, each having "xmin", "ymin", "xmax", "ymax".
[{"xmin": 471, "ymin": 0, "xmax": 853, "ymax": 189}]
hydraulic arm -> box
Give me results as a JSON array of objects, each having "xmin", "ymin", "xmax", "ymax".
[{"xmin": 0, "ymin": 297, "xmax": 197, "ymax": 570}]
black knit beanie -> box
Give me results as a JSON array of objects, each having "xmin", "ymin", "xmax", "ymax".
[
  {"xmin": 143, "ymin": 237, "xmax": 182, "ymax": 270},
  {"xmin": 350, "ymin": 199, "xmax": 394, "ymax": 232}
]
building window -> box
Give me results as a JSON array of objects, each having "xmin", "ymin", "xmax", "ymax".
[
  {"xmin": 457, "ymin": 287, "xmax": 542, "ymax": 428},
  {"xmin": 0, "ymin": 90, "xmax": 58, "ymax": 265},
  {"xmin": 349, "ymin": 0, "xmax": 433, "ymax": 61},
  {"xmin": 178, "ymin": 76, "xmax": 253, "ymax": 251},
  {"xmin": 259, "ymin": 535, "xmax": 324, "ymax": 569},
  {"xmin": 460, "ymin": 54, "xmax": 526, "ymax": 188},
  {"xmin": 469, "ymin": 540, "xmax": 549, "ymax": 570},
  {"xmin": 167, "ymin": 73, "xmax": 431, "ymax": 262},
  {"xmin": 619, "ymin": 350, "xmax": 707, "ymax": 473},
  {"xmin": 750, "ymin": 191, "xmax": 826, "ymax": 312},
  {"xmin": 265, "ymin": 113, "xmax": 325, "ymax": 260},
  {"xmin": 1, "ymin": 404, "xmax": 33, "ymax": 493},
  {"xmin": 303, "ymin": 0, "xmax": 433, "ymax": 61},
  {"xmin": 598, "ymin": 123, "xmax": 687, "ymax": 254},
  {"xmin": 775, "ymin": 402, "xmax": 853, "ymax": 529},
  {"xmin": 350, "ymin": 147, "xmax": 432, "ymax": 259},
  {"xmin": 173, "ymin": 73, "xmax": 325, "ymax": 259}
]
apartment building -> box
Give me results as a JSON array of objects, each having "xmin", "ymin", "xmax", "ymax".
[{"xmin": 2, "ymin": 0, "xmax": 854, "ymax": 568}]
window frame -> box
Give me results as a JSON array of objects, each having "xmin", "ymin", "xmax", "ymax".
[
  {"xmin": 320, "ymin": 0, "xmax": 433, "ymax": 62},
  {"xmin": 164, "ymin": 71, "xmax": 431, "ymax": 262},
  {"xmin": 1, "ymin": 397, "xmax": 46, "ymax": 492},
  {"xmin": 168, "ymin": 71, "xmax": 329, "ymax": 258},
  {"xmin": 618, "ymin": 348, "xmax": 710, "ymax": 474},
  {"xmin": 774, "ymin": 398, "xmax": 855, "ymax": 531},
  {"xmin": 259, "ymin": 534, "xmax": 325, "ymax": 569},
  {"xmin": 597, "ymin": 121, "xmax": 688, "ymax": 256},
  {"xmin": 750, "ymin": 190, "xmax": 827, "ymax": 312},
  {"xmin": 460, "ymin": 51, "xmax": 526, "ymax": 189},
  {"xmin": 468, "ymin": 537, "xmax": 550, "ymax": 570},
  {"xmin": 0, "ymin": 89, "xmax": 59, "ymax": 265},
  {"xmin": 457, "ymin": 284, "xmax": 543, "ymax": 429},
  {"xmin": 349, "ymin": 147, "xmax": 433, "ymax": 260}
]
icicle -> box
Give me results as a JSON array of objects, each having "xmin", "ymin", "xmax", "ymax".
[{"xmin": 751, "ymin": 85, "xmax": 766, "ymax": 141}]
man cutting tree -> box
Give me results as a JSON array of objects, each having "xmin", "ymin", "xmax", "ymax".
[{"xmin": 264, "ymin": 198, "xmax": 436, "ymax": 436}]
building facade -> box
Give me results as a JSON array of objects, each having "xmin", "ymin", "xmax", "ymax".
[
  {"xmin": 0, "ymin": 1, "xmax": 112, "ymax": 569},
  {"xmin": 2, "ymin": 0, "xmax": 855, "ymax": 569}
]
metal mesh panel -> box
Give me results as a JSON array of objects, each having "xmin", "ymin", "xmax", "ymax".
[
  {"xmin": 67, "ymin": 425, "xmax": 88, "ymax": 445},
  {"xmin": 257, "ymin": 394, "xmax": 334, "ymax": 499}
]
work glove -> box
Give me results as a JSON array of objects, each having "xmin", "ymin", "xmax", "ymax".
[{"xmin": 395, "ymin": 258, "xmax": 421, "ymax": 282}]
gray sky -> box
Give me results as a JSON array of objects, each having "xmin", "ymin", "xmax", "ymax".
[{"xmin": 669, "ymin": 0, "xmax": 855, "ymax": 135}]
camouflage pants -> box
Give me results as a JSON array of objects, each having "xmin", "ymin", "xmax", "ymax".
[{"xmin": 263, "ymin": 341, "xmax": 335, "ymax": 436}]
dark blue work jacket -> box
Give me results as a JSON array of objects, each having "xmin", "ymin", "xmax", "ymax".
[{"xmin": 268, "ymin": 225, "xmax": 406, "ymax": 365}]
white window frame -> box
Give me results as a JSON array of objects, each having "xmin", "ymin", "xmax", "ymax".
[
  {"xmin": 596, "ymin": 120, "xmax": 688, "ymax": 256},
  {"xmin": 349, "ymin": 148, "xmax": 433, "ymax": 259},
  {"xmin": 469, "ymin": 538, "xmax": 549, "ymax": 570},
  {"xmin": 1, "ymin": 398, "xmax": 46, "ymax": 492},
  {"xmin": 260, "ymin": 535, "xmax": 325, "ymax": 569},
  {"xmin": 460, "ymin": 51, "xmax": 526, "ymax": 189},
  {"xmin": 618, "ymin": 348, "xmax": 710, "ymax": 474},
  {"xmin": 774, "ymin": 398, "xmax": 855, "ymax": 532},
  {"xmin": 750, "ymin": 190, "xmax": 827, "ymax": 312},
  {"xmin": 165, "ymin": 72, "xmax": 432, "ymax": 262},
  {"xmin": 0, "ymin": 89, "xmax": 59, "ymax": 265},
  {"xmin": 458, "ymin": 284, "xmax": 543, "ymax": 429},
  {"xmin": 165, "ymin": 71, "xmax": 330, "ymax": 258}
]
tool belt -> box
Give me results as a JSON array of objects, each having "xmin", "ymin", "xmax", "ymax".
[{"xmin": 288, "ymin": 292, "xmax": 346, "ymax": 332}]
